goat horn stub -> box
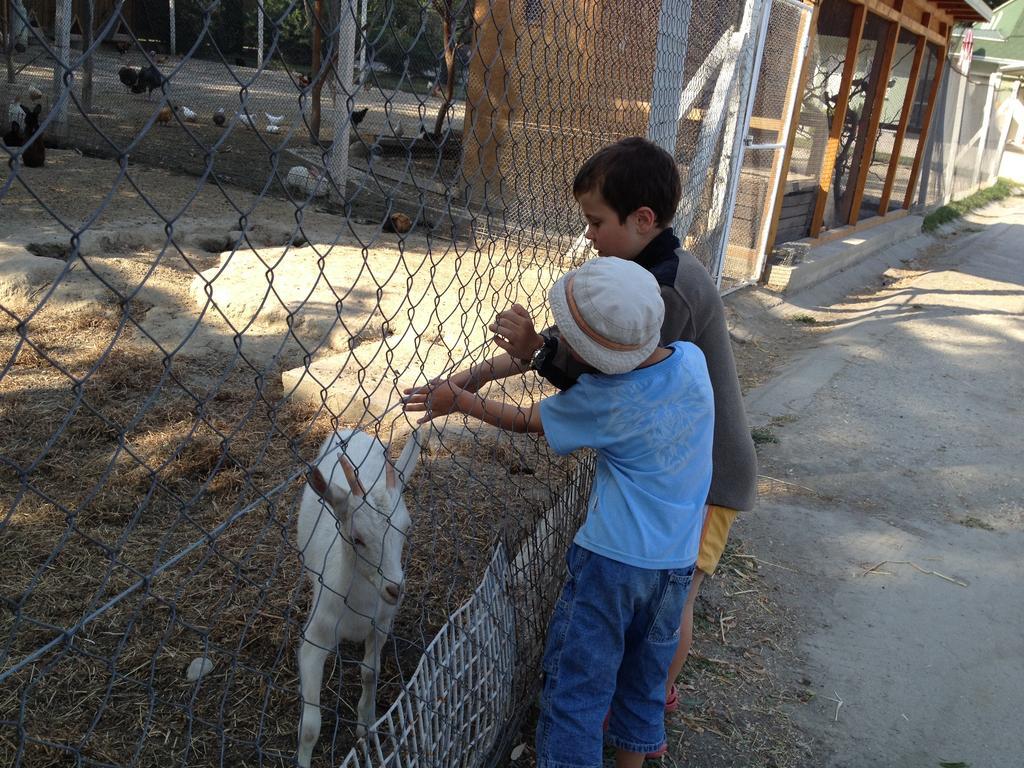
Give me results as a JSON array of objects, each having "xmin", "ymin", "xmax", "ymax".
[{"xmin": 338, "ymin": 455, "xmax": 366, "ymax": 497}]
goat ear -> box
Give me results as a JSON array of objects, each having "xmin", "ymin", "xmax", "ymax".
[
  {"xmin": 308, "ymin": 465, "xmax": 351, "ymax": 517},
  {"xmin": 308, "ymin": 466, "xmax": 330, "ymax": 499},
  {"xmin": 339, "ymin": 456, "xmax": 366, "ymax": 497},
  {"xmin": 394, "ymin": 427, "xmax": 424, "ymax": 488}
]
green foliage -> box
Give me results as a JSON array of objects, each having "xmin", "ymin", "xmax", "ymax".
[
  {"xmin": 366, "ymin": 0, "xmax": 443, "ymax": 78},
  {"xmin": 260, "ymin": 0, "xmax": 312, "ymax": 62},
  {"xmin": 922, "ymin": 178, "xmax": 1022, "ymax": 233},
  {"xmin": 790, "ymin": 314, "xmax": 817, "ymax": 325},
  {"xmin": 175, "ymin": 0, "xmax": 248, "ymax": 56}
]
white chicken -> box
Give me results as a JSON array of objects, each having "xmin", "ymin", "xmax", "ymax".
[
  {"xmin": 8, "ymin": 99, "xmax": 24, "ymax": 129},
  {"xmin": 265, "ymin": 112, "xmax": 284, "ymax": 126},
  {"xmin": 285, "ymin": 166, "xmax": 328, "ymax": 198},
  {"xmin": 237, "ymin": 112, "xmax": 257, "ymax": 130},
  {"xmin": 180, "ymin": 106, "xmax": 197, "ymax": 122}
]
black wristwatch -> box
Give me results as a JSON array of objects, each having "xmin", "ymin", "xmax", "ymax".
[{"xmin": 527, "ymin": 334, "xmax": 557, "ymax": 371}]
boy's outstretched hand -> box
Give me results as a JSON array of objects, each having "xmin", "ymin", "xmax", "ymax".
[
  {"xmin": 403, "ymin": 379, "xmax": 464, "ymax": 424},
  {"xmin": 490, "ymin": 304, "xmax": 544, "ymax": 361}
]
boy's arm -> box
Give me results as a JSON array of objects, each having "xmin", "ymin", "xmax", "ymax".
[
  {"xmin": 403, "ymin": 380, "xmax": 544, "ymax": 434},
  {"xmin": 456, "ymin": 390, "xmax": 544, "ymax": 433},
  {"xmin": 447, "ymin": 352, "xmax": 527, "ymax": 393}
]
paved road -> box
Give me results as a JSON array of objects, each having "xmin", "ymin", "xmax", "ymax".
[{"xmin": 740, "ymin": 196, "xmax": 1024, "ymax": 767}]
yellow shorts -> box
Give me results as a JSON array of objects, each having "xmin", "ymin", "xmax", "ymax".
[{"xmin": 696, "ymin": 505, "xmax": 738, "ymax": 575}]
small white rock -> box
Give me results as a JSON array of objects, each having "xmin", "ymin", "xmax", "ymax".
[{"xmin": 186, "ymin": 657, "xmax": 214, "ymax": 682}]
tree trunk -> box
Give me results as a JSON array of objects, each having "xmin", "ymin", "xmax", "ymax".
[
  {"xmin": 431, "ymin": 15, "xmax": 456, "ymax": 138},
  {"xmin": 311, "ymin": 0, "xmax": 323, "ymax": 142},
  {"xmin": 6, "ymin": 0, "xmax": 17, "ymax": 84}
]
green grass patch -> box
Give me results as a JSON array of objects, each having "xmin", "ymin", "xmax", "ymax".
[
  {"xmin": 922, "ymin": 178, "xmax": 1022, "ymax": 233},
  {"xmin": 958, "ymin": 516, "xmax": 995, "ymax": 531},
  {"xmin": 751, "ymin": 426, "xmax": 779, "ymax": 445},
  {"xmin": 790, "ymin": 313, "xmax": 818, "ymax": 324}
]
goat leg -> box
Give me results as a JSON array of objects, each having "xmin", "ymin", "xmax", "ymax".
[
  {"xmin": 355, "ymin": 628, "xmax": 385, "ymax": 738},
  {"xmin": 296, "ymin": 616, "xmax": 339, "ymax": 768}
]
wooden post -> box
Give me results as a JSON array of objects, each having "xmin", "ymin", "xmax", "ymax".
[
  {"xmin": 902, "ymin": 36, "xmax": 948, "ymax": 209},
  {"xmin": 847, "ymin": 16, "xmax": 899, "ymax": 224},
  {"xmin": 878, "ymin": 33, "xmax": 926, "ymax": 213},
  {"xmin": 762, "ymin": 0, "xmax": 821, "ymax": 262},
  {"xmin": 169, "ymin": 0, "xmax": 175, "ymax": 55},
  {"xmin": 808, "ymin": 2, "xmax": 867, "ymax": 238}
]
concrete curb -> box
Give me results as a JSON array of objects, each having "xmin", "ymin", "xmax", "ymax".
[{"xmin": 763, "ymin": 215, "xmax": 924, "ymax": 296}]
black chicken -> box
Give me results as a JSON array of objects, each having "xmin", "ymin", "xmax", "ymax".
[
  {"xmin": 116, "ymin": 40, "xmax": 131, "ymax": 56},
  {"xmin": 130, "ymin": 64, "xmax": 163, "ymax": 99},
  {"xmin": 3, "ymin": 121, "xmax": 24, "ymax": 148},
  {"xmin": 213, "ymin": 109, "xmax": 226, "ymax": 127},
  {"xmin": 351, "ymin": 107, "xmax": 369, "ymax": 127},
  {"xmin": 118, "ymin": 66, "xmax": 139, "ymax": 91}
]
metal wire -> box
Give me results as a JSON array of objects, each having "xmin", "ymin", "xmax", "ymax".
[{"xmin": 1, "ymin": 1, "xmax": 764, "ymax": 765}]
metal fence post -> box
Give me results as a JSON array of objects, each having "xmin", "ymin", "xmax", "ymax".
[
  {"xmin": 971, "ymin": 71, "xmax": 998, "ymax": 189},
  {"xmin": 169, "ymin": 0, "xmax": 176, "ymax": 55},
  {"xmin": 712, "ymin": 0, "xmax": 771, "ymax": 287},
  {"xmin": 943, "ymin": 67, "xmax": 968, "ymax": 204}
]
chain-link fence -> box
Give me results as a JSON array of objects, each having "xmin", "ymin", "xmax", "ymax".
[
  {"xmin": 719, "ymin": 0, "xmax": 814, "ymax": 290},
  {"xmin": 919, "ymin": 61, "xmax": 1018, "ymax": 210},
  {"xmin": 2, "ymin": 1, "xmax": 767, "ymax": 765}
]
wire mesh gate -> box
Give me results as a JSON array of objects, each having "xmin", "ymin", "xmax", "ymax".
[{"xmin": 2, "ymin": 1, "xmax": 767, "ymax": 765}]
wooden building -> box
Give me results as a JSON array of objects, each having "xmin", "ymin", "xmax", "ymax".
[
  {"xmin": 21, "ymin": 0, "xmax": 135, "ymax": 43},
  {"xmin": 765, "ymin": 0, "xmax": 992, "ymax": 255}
]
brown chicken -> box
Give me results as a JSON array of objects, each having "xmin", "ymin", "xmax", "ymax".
[{"xmin": 156, "ymin": 105, "xmax": 175, "ymax": 126}]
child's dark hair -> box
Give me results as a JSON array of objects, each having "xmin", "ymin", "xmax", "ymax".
[{"xmin": 572, "ymin": 137, "xmax": 682, "ymax": 226}]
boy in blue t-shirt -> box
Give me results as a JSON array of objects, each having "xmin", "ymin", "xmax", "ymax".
[{"xmin": 404, "ymin": 257, "xmax": 714, "ymax": 767}]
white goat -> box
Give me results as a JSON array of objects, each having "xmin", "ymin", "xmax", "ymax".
[{"xmin": 296, "ymin": 428, "xmax": 423, "ymax": 767}]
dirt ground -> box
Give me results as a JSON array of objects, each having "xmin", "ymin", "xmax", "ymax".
[
  {"xmin": 2, "ymin": 149, "xmax": 855, "ymax": 768},
  {"xmin": 1, "ymin": 47, "xmax": 465, "ymax": 197},
  {"xmin": 0, "ymin": 151, "xmax": 576, "ymax": 766}
]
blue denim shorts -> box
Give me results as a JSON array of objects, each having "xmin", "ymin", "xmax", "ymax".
[{"xmin": 535, "ymin": 543, "xmax": 694, "ymax": 767}]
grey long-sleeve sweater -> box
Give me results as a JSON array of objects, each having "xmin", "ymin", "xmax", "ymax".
[{"xmin": 539, "ymin": 229, "xmax": 758, "ymax": 512}]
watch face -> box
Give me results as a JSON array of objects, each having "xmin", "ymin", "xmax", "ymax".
[{"xmin": 531, "ymin": 339, "xmax": 551, "ymax": 369}]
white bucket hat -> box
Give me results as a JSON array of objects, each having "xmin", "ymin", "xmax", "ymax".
[{"xmin": 548, "ymin": 257, "xmax": 664, "ymax": 375}]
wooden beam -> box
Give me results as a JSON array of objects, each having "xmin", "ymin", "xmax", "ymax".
[
  {"xmin": 762, "ymin": 0, "xmax": 822, "ymax": 263},
  {"xmin": 804, "ymin": 208, "xmax": 909, "ymax": 245},
  {"xmin": 848, "ymin": 18, "xmax": 901, "ymax": 224},
  {"xmin": 850, "ymin": 0, "xmax": 947, "ymax": 45},
  {"xmin": 903, "ymin": 34, "xmax": 949, "ymax": 208},
  {"xmin": 879, "ymin": 34, "xmax": 927, "ymax": 212},
  {"xmin": 809, "ymin": 2, "xmax": 867, "ymax": 238}
]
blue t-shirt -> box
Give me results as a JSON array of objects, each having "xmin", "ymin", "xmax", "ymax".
[{"xmin": 539, "ymin": 342, "xmax": 714, "ymax": 569}]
